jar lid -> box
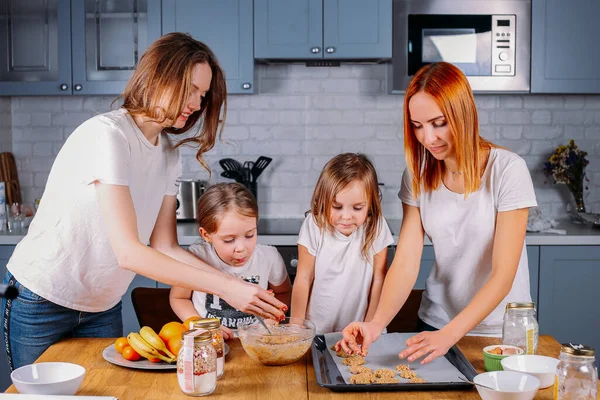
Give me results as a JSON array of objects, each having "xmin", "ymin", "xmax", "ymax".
[
  {"xmin": 506, "ymin": 302, "xmax": 535, "ymax": 309},
  {"xmin": 560, "ymin": 343, "xmax": 595, "ymax": 357},
  {"xmin": 181, "ymin": 329, "xmax": 213, "ymax": 343},
  {"xmin": 191, "ymin": 317, "xmax": 221, "ymax": 331}
]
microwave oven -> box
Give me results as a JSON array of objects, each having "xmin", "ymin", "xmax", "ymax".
[{"xmin": 389, "ymin": 0, "xmax": 531, "ymax": 93}]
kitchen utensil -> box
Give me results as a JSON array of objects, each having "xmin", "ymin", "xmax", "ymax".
[
  {"xmin": 243, "ymin": 161, "xmax": 254, "ymax": 183},
  {"xmin": 219, "ymin": 158, "xmax": 242, "ymax": 174},
  {"xmin": 0, "ymin": 152, "xmax": 21, "ymax": 204},
  {"xmin": 500, "ymin": 355, "xmax": 559, "ymax": 388},
  {"xmin": 255, "ymin": 316, "xmax": 273, "ymax": 335},
  {"xmin": 176, "ymin": 179, "xmax": 208, "ymax": 221},
  {"xmin": 472, "ymin": 371, "xmax": 540, "ymax": 400},
  {"xmin": 483, "ymin": 344, "xmax": 524, "ymax": 371},
  {"xmin": 250, "ymin": 156, "xmax": 272, "ymax": 181},
  {"xmin": 458, "ymin": 375, "xmax": 497, "ymax": 391},
  {"xmin": 220, "ymin": 170, "xmax": 244, "ymax": 183},
  {"xmin": 10, "ymin": 362, "xmax": 86, "ymax": 395}
]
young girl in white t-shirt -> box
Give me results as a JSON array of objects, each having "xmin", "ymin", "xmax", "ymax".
[
  {"xmin": 170, "ymin": 183, "xmax": 292, "ymax": 339},
  {"xmin": 291, "ymin": 153, "xmax": 394, "ymax": 334}
]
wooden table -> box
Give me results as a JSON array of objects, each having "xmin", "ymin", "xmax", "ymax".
[{"xmin": 5, "ymin": 335, "xmax": 598, "ymax": 399}]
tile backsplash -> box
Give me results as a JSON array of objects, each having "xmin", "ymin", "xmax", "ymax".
[{"xmin": 6, "ymin": 64, "xmax": 600, "ymax": 220}]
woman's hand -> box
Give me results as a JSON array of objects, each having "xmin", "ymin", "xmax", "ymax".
[
  {"xmin": 220, "ymin": 326, "xmax": 234, "ymax": 341},
  {"xmin": 399, "ymin": 330, "xmax": 456, "ymax": 364},
  {"xmin": 335, "ymin": 322, "xmax": 384, "ymax": 356},
  {"xmin": 222, "ymin": 279, "xmax": 287, "ymax": 321}
]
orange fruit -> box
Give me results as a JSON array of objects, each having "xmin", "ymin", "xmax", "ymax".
[
  {"xmin": 183, "ymin": 316, "xmax": 202, "ymax": 329},
  {"xmin": 122, "ymin": 346, "xmax": 141, "ymax": 361},
  {"xmin": 168, "ymin": 336, "xmax": 183, "ymax": 356},
  {"xmin": 114, "ymin": 337, "xmax": 129, "ymax": 354},
  {"xmin": 158, "ymin": 321, "xmax": 187, "ymax": 344},
  {"xmin": 148, "ymin": 357, "xmax": 161, "ymax": 363}
]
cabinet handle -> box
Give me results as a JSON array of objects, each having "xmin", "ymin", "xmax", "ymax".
[
  {"xmin": 325, "ymin": 47, "xmax": 336, "ymax": 54},
  {"xmin": 60, "ymin": 84, "xmax": 68, "ymax": 91},
  {"xmin": 74, "ymin": 84, "xmax": 82, "ymax": 91},
  {"xmin": 241, "ymin": 82, "xmax": 252, "ymax": 90},
  {"xmin": 290, "ymin": 259, "xmax": 298, "ymax": 268},
  {"xmin": 310, "ymin": 47, "xmax": 321, "ymax": 54}
]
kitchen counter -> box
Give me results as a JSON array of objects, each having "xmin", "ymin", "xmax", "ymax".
[
  {"xmin": 5, "ymin": 335, "xmax": 593, "ymax": 399},
  {"xmin": 1, "ymin": 218, "xmax": 599, "ymax": 246}
]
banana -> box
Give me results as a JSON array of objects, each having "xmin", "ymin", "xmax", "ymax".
[
  {"xmin": 127, "ymin": 332, "xmax": 175, "ymax": 363},
  {"xmin": 139, "ymin": 326, "xmax": 176, "ymax": 359}
]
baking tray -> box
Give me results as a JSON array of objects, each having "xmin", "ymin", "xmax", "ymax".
[{"xmin": 312, "ymin": 333, "xmax": 477, "ymax": 392}]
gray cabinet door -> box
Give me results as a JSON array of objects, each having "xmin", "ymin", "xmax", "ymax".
[
  {"xmin": 122, "ymin": 274, "xmax": 157, "ymax": 335},
  {"xmin": 538, "ymin": 246, "xmax": 600, "ymax": 368},
  {"xmin": 322, "ymin": 0, "xmax": 391, "ymax": 59},
  {"xmin": 0, "ymin": 0, "xmax": 72, "ymax": 95},
  {"xmin": 254, "ymin": 0, "xmax": 322, "ymax": 60},
  {"xmin": 71, "ymin": 0, "xmax": 162, "ymax": 95},
  {"xmin": 526, "ymin": 245, "xmax": 540, "ymax": 309},
  {"xmin": 163, "ymin": 0, "xmax": 255, "ymax": 94},
  {"xmin": 531, "ymin": 0, "xmax": 600, "ymax": 93}
]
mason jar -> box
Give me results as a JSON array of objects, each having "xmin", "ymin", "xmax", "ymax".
[
  {"xmin": 554, "ymin": 343, "xmax": 597, "ymax": 400},
  {"xmin": 177, "ymin": 330, "xmax": 217, "ymax": 396},
  {"xmin": 192, "ymin": 318, "xmax": 225, "ymax": 378},
  {"xmin": 502, "ymin": 302, "xmax": 539, "ymax": 354}
]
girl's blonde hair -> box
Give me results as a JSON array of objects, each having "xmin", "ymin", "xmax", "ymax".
[
  {"xmin": 119, "ymin": 32, "xmax": 227, "ymax": 171},
  {"xmin": 196, "ymin": 183, "xmax": 258, "ymax": 234},
  {"xmin": 310, "ymin": 153, "xmax": 383, "ymax": 260},
  {"xmin": 404, "ymin": 61, "xmax": 496, "ymax": 198}
]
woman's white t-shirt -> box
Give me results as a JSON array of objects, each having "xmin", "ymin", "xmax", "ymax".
[
  {"xmin": 189, "ymin": 241, "xmax": 289, "ymax": 329},
  {"xmin": 7, "ymin": 108, "xmax": 181, "ymax": 312},
  {"xmin": 399, "ymin": 148, "xmax": 537, "ymax": 335},
  {"xmin": 297, "ymin": 215, "xmax": 394, "ymax": 334}
]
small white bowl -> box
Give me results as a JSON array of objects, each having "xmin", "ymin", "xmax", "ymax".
[
  {"xmin": 501, "ymin": 355, "xmax": 559, "ymax": 389},
  {"xmin": 11, "ymin": 362, "xmax": 86, "ymax": 395},
  {"xmin": 473, "ymin": 371, "xmax": 540, "ymax": 400}
]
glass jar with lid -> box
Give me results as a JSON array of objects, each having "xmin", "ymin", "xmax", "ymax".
[
  {"xmin": 192, "ymin": 318, "xmax": 225, "ymax": 378},
  {"xmin": 554, "ymin": 343, "xmax": 597, "ymax": 400},
  {"xmin": 177, "ymin": 329, "xmax": 217, "ymax": 396},
  {"xmin": 502, "ymin": 302, "xmax": 539, "ymax": 354}
]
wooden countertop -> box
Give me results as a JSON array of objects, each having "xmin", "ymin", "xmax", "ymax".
[{"xmin": 5, "ymin": 335, "xmax": 598, "ymax": 399}]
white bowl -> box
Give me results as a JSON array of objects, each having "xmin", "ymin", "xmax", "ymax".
[
  {"xmin": 11, "ymin": 362, "xmax": 86, "ymax": 395},
  {"xmin": 473, "ymin": 371, "xmax": 540, "ymax": 400},
  {"xmin": 501, "ymin": 355, "xmax": 559, "ymax": 389}
]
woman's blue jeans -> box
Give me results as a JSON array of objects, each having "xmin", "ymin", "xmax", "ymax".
[{"xmin": 2, "ymin": 271, "xmax": 123, "ymax": 370}]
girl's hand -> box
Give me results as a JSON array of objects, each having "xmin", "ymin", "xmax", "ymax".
[
  {"xmin": 399, "ymin": 330, "xmax": 456, "ymax": 364},
  {"xmin": 222, "ymin": 279, "xmax": 287, "ymax": 321},
  {"xmin": 220, "ymin": 325, "xmax": 234, "ymax": 341},
  {"xmin": 335, "ymin": 322, "xmax": 384, "ymax": 356}
]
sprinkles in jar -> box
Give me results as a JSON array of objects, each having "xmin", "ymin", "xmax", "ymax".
[{"xmin": 177, "ymin": 329, "xmax": 217, "ymax": 396}]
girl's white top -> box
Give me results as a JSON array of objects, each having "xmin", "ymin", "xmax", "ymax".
[
  {"xmin": 8, "ymin": 108, "xmax": 181, "ymax": 312},
  {"xmin": 297, "ymin": 214, "xmax": 393, "ymax": 334},
  {"xmin": 399, "ymin": 148, "xmax": 537, "ymax": 335}
]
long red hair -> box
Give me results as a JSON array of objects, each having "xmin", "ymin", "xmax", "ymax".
[{"xmin": 404, "ymin": 62, "xmax": 495, "ymax": 198}]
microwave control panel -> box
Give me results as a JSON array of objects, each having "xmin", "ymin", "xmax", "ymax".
[{"xmin": 491, "ymin": 15, "xmax": 516, "ymax": 76}]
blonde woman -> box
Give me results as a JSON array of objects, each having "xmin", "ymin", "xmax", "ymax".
[
  {"xmin": 337, "ymin": 62, "xmax": 537, "ymax": 364},
  {"xmin": 291, "ymin": 153, "xmax": 394, "ymax": 334},
  {"xmin": 2, "ymin": 33, "xmax": 285, "ymax": 370}
]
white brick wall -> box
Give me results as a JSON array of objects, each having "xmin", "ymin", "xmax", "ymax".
[{"xmin": 5, "ymin": 64, "xmax": 600, "ymax": 219}]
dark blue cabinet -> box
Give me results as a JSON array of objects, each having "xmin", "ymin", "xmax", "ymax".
[
  {"xmin": 538, "ymin": 246, "xmax": 600, "ymax": 368},
  {"xmin": 254, "ymin": 0, "xmax": 391, "ymax": 60},
  {"xmin": 0, "ymin": 0, "xmax": 161, "ymax": 96},
  {"xmin": 162, "ymin": 0, "xmax": 255, "ymax": 94},
  {"xmin": 0, "ymin": 0, "xmax": 72, "ymax": 95},
  {"xmin": 531, "ymin": 0, "xmax": 600, "ymax": 93}
]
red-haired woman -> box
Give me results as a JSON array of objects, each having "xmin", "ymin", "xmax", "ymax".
[
  {"xmin": 337, "ymin": 62, "xmax": 537, "ymax": 364},
  {"xmin": 2, "ymin": 33, "xmax": 285, "ymax": 370}
]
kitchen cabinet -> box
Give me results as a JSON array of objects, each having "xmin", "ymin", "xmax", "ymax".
[
  {"xmin": 538, "ymin": 245, "xmax": 600, "ymax": 369},
  {"xmin": 162, "ymin": 0, "xmax": 255, "ymax": 94},
  {"xmin": 122, "ymin": 274, "xmax": 157, "ymax": 335},
  {"xmin": 254, "ymin": 0, "xmax": 391, "ymax": 60},
  {"xmin": 0, "ymin": 0, "xmax": 161, "ymax": 96},
  {"xmin": 531, "ymin": 0, "xmax": 600, "ymax": 93}
]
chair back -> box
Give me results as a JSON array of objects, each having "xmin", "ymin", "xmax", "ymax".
[
  {"xmin": 131, "ymin": 287, "xmax": 180, "ymax": 333},
  {"xmin": 386, "ymin": 289, "xmax": 424, "ymax": 333}
]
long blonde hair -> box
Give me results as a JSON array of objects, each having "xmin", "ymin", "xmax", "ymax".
[
  {"xmin": 120, "ymin": 32, "xmax": 227, "ymax": 171},
  {"xmin": 310, "ymin": 153, "xmax": 383, "ymax": 260},
  {"xmin": 196, "ymin": 183, "xmax": 258, "ymax": 234},
  {"xmin": 404, "ymin": 62, "xmax": 495, "ymax": 198}
]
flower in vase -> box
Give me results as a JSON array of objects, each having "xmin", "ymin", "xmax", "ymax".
[{"xmin": 543, "ymin": 140, "xmax": 589, "ymax": 212}]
